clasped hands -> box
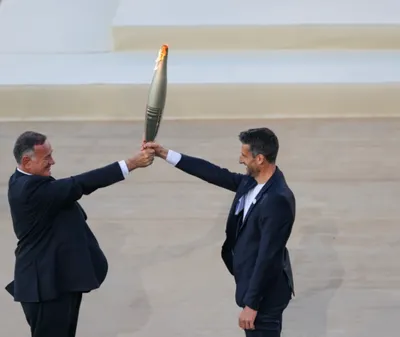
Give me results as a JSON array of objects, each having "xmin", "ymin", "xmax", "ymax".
[{"xmin": 124, "ymin": 140, "xmax": 166, "ymax": 171}]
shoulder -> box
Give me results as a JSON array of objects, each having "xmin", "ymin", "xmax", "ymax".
[
  {"xmin": 271, "ymin": 169, "xmax": 295, "ymax": 203},
  {"xmin": 23, "ymin": 175, "xmax": 53, "ymax": 186},
  {"xmin": 9, "ymin": 174, "xmax": 53, "ymax": 199},
  {"xmin": 265, "ymin": 191, "xmax": 291, "ymax": 208},
  {"xmin": 262, "ymin": 185, "xmax": 295, "ymax": 217}
]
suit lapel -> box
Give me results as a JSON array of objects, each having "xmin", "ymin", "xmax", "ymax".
[
  {"xmin": 230, "ymin": 178, "xmax": 257, "ymax": 214},
  {"xmin": 234, "ymin": 179, "xmax": 257, "ymax": 215},
  {"xmin": 238, "ymin": 179, "xmax": 257, "ymax": 203},
  {"xmin": 225, "ymin": 177, "xmax": 257, "ymax": 241},
  {"xmin": 236, "ymin": 167, "xmax": 282, "ymax": 237}
]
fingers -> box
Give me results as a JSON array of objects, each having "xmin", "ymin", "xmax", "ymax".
[
  {"xmin": 239, "ymin": 317, "xmax": 248, "ymax": 330},
  {"xmin": 248, "ymin": 320, "xmax": 255, "ymax": 330},
  {"xmin": 141, "ymin": 138, "xmax": 147, "ymax": 151},
  {"xmin": 238, "ymin": 313, "xmax": 255, "ymax": 331},
  {"xmin": 147, "ymin": 157, "xmax": 155, "ymax": 166},
  {"xmin": 238, "ymin": 318, "xmax": 248, "ymax": 330},
  {"xmin": 135, "ymin": 141, "xmax": 158, "ymax": 168},
  {"xmin": 142, "ymin": 148, "xmax": 155, "ymax": 166},
  {"xmin": 142, "ymin": 148, "xmax": 155, "ymax": 156},
  {"xmin": 238, "ymin": 319, "xmax": 254, "ymax": 330},
  {"xmin": 142, "ymin": 141, "xmax": 158, "ymax": 149},
  {"xmin": 238, "ymin": 317, "xmax": 245, "ymax": 330}
]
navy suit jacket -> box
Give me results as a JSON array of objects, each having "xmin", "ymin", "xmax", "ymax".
[
  {"xmin": 174, "ymin": 154, "xmax": 295, "ymax": 311},
  {"xmin": 6, "ymin": 162, "xmax": 125, "ymax": 302}
]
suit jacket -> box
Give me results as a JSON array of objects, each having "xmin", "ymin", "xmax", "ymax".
[
  {"xmin": 174, "ymin": 154, "xmax": 295, "ymax": 311},
  {"xmin": 6, "ymin": 162, "xmax": 125, "ymax": 303}
]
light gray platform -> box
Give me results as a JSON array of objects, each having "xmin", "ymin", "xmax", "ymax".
[
  {"xmin": 1, "ymin": 51, "xmax": 399, "ymax": 85},
  {"xmin": 0, "ymin": 119, "xmax": 399, "ymax": 337},
  {"xmin": 1, "ymin": 51, "xmax": 400, "ymax": 120}
]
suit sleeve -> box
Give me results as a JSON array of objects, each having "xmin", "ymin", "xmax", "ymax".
[
  {"xmin": 26, "ymin": 162, "xmax": 125, "ymax": 211},
  {"xmin": 167, "ymin": 151, "xmax": 244, "ymax": 192},
  {"xmin": 243, "ymin": 195, "xmax": 294, "ymax": 310}
]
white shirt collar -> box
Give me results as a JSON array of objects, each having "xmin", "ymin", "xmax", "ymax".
[{"xmin": 16, "ymin": 167, "xmax": 31, "ymax": 175}]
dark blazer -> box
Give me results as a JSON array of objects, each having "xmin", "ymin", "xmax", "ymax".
[
  {"xmin": 174, "ymin": 154, "xmax": 295, "ymax": 311},
  {"xmin": 6, "ymin": 162, "xmax": 125, "ymax": 303}
]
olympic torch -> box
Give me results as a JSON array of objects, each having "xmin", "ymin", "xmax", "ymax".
[{"xmin": 144, "ymin": 44, "xmax": 169, "ymax": 142}]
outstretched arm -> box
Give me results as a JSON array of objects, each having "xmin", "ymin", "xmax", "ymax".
[
  {"xmin": 170, "ymin": 151, "xmax": 244, "ymax": 192},
  {"xmin": 144, "ymin": 142, "xmax": 245, "ymax": 192},
  {"xmin": 27, "ymin": 162, "xmax": 125, "ymax": 207},
  {"xmin": 25, "ymin": 149, "xmax": 155, "ymax": 213}
]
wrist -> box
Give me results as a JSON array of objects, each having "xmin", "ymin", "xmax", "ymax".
[
  {"xmin": 245, "ymin": 305, "xmax": 258, "ymax": 312},
  {"xmin": 125, "ymin": 158, "xmax": 138, "ymax": 171},
  {"xmin": 158, "ymin": 148, "xmax": 168, "ymax": 160},
  {"xmin": 243, "ymin": 296, "xmax": 261, "ymax": 311}
]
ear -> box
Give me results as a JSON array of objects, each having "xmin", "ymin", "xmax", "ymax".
[
  {"xmin": 256, "ymin": 153, "xmax": 264, "ymax": 164},
  {"xmin": 21, "ymin": 155, "xmax": 32, "ymax": 167}
]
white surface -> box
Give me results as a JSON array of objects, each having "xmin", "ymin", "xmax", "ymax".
[
  {"xmin": 113, "ymin": 0, "xmax": 400, "ymax": 26},
  {"xmin": 0, "ymin": 0, "xmax": 119, "ymax": 53},
  {"xmin": 1, "ymin": 51, "xmax": 400, "ymax": 85}
]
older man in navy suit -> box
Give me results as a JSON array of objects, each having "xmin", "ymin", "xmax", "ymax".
[
  {"xmin": 6, "ymin": 131, "xmax": 155, "ymax": 337},
  {"xmin": 144, "ymin": 127, "xmax": 295, "ymax": 337}
]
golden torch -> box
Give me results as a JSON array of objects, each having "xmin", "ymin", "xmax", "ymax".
[{"xmin": 144, "ymin": 44, "xmax": 169, "ymax": 142}]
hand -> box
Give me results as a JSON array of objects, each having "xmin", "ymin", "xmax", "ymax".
[
  {"xmin": 238, "ymin": 306, "xmax": 257, "ymax": 330},
  {"xmin": 126, "ymin": 148, "xmax": 155, "ymax": 170},
  {"xmin": 141, "ymin": 141, "xmax": 168, "ymax": 160}
]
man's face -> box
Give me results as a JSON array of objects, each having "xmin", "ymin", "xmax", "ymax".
[
  {"xmin": 239, "ymin": 144, "xmax": 261, "ymax": 177},
  {"xmin": 22, "ymin": 140, "xmax": 55, "ymax": 176}
]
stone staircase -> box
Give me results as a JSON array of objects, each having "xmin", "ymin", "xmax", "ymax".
[{"xmin": 0, "ymin": 0, "xmax": 400, "ymax": 121}]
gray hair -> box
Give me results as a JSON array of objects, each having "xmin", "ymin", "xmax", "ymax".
[{"xmin": 13, "ymin": 131, "xmax": 47, "ymax": 164}]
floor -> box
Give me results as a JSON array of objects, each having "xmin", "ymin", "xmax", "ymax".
[{"xmin": 0, "ymin": 118, "xmax": 399, "ymax": 337}]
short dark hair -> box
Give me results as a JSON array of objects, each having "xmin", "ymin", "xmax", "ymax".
[
  {"xmin": 238, "ymin": 127, "xmax": 279, "ymax": 163},
  {"xmin": 13, "ymin": 131, "xmax": 47, "ymax": 164}
]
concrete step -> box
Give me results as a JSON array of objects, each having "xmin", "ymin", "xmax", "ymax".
[
  {"xmin": 1, "ymin": 50, "xmax": 400, "ymax": 121},
  {"xmin": 112, "ymin": 0, "xmax": 400, "ymax": 50}
]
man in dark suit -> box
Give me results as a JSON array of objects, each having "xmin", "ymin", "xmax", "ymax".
[
  {"xmin": 6, "ymin": 130, "xmax": 155, "ymax": 337},
  {"xmin": 143, "ymin": 127, "xmax": 295, "ymax": 337}
]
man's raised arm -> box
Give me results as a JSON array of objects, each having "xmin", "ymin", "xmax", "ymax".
[
  {"xmin": 26, "ymin": 149, "xmax": 155, "ymax": 212},
  {"xmin": 143, "ymin": 142, "xmax": 244, "ymax": 193}
]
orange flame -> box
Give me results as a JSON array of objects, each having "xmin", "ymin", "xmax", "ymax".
[
  {"xmin": 154, "ymin": 44, "xmax": 168, "ymax": 69},
  {"xmin": 160, "ymin": 44, "xmax": 168, "ymax": 59}
]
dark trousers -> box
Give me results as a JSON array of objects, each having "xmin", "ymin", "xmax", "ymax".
[
  {"xmin": 244, "ymin": 302, "xmax": 289, "ymax": 337},
  {"xmin": 21, "ymin": 292, "xmax": 83, "ymax": 337}
]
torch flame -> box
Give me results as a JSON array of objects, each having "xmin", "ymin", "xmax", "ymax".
[
  {"xmin": 154, "ymin": 44, "xmax": 168, "ymax": 70},
  {"xmin": 160, "ymin": 44, "xmax": 168, "ymax": 59}
]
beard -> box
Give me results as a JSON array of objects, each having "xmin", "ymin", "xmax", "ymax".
[{"xmin": 246, "ymin": 165, "xmax": 259, "ymax": 177}]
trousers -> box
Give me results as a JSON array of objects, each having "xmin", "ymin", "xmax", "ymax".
[
  {"xmin": 244, "ymin": 302, "xmax": 289, "ymax": 337},
  {"xmin": 21, "ymin": 292, "xmax": 83, "ymax": 337}
]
